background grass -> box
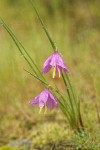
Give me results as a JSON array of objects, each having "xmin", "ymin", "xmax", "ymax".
[{"xmin": 0, "ymin": 0, "xmax": 100, "ymax": 149}]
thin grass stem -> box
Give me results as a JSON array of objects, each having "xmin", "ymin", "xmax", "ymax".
[
  {"xmin": 65, "ymin": 74, "xmax": 78, "ymax": 110},
  {"xmin": 30, "ymin": 0, "xmax": 57, "ymax": 51},
  {"xmin": 0, "ymin": 18, "xmax": 46, "ymax": 81},
  {"xmin": 24, "ymin": 69, "xmax": 48, "ymax": 87},
  {"xmin": 1, "ymin": 20, "xmax": 39, "ymax": 77},
  {"xmin": 62, "ymin": 72, "xmax": 77, "ymax": 125}
]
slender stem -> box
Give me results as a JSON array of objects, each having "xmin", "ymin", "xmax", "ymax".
[
  {"xmin": 1, "ymin": 22, "xmax": 39, "ymax": 76},
  {"xmin": 24, "ymin": 69, "xmax": 48, "ymax": 87},
  {"xmin": 60, "ymin": 94, "xmax": 72, "ymax": 111},
  {"xmin": 78, "ymin": 100, "xmax": 84, "ymax": 130},
  {"xmin": 59, "ymin": 94, "xmax": 74, "ymax": 120},
  {"xmin": 58, "ymin": 100, "xmax": 73, "ymax": 126},
  {"xmin": 65, "ymin": 73, "xmax": 83, "ymax": 129},
  {"xmin": 52, "ymin": 92, "xmax": 72, "ymax": 126},
  {"xmin": 1, "ymin": 18, "xmax": 46, "ymax": 82},
  {"xmin": 30, "ymin": 0, "xmax": 57, "ymax": 51},
  {"xmin": 65, "ymin": 74, "xmax": 78, "ymax": 110},
  {"xmin": 62, "ymin": 72, "xmax": 77, "ymax": 124}
]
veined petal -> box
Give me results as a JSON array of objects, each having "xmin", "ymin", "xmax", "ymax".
[
  {"xmin": 46, "ymin": 98, "xmax": 54, "ymax": 110},
  {"xmin": 42, "ymin": 65, "xmax": 52, "ymax": 74},
  {"xmin": 49, "ymin": 92, "xmax": 58, "ymax": 104},
  {"xmin": 29, "ymin": 89, "xmax": 58, "ymax": 111},
  {"xmin": 42, "ymin": 54, "xmax": 52, "ymax": 66},
  {"xmin": 56, "ymin": 54, "xmax": 65, "ymax": 66},
  {"xmin": 42, "ymin": 51, "xmax": 69, "ymax": 76},
  {"xmin": 57, "ymin": 58, "xmax": 69, "ymax": 74},
  {"xmin": 39, "ymin": 101, "xmax": 45, "ymax": 108},
  {"xmin": 63, "ymin": 63, "xmax": 70, "ymax": 74},
  {"xmin": 63, "ymin": 67, "xmax": 70, "ymax": 73},
  {"xmin": 50, "ymin": 52, "xmax": 58, "ymax": 66},
  {"xmin": 42, "ymin": 55, "xmax": 52, "ymax": 74},
  {"xmin": 39, "ymin": 90, "xmax": 48, "ymax": 107},
  {"xmin": 29, "ymin": 96, "xmax": 39, "ymax": 106},
  {"xmin": 50, "ymin": 52, "xmax": 64, "ymax": 67}
]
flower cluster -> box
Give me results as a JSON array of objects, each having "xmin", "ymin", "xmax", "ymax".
[{"xmin": 30, "ymin": 51, "xmax": 69, "ymax": 113}]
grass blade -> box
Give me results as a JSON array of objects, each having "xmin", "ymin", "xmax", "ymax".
[{"xmin": 30, "ymin": 0, "xmax": 57, "ymax": 51}]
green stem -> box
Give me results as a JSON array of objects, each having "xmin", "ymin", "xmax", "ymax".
[
  {"xmin": 1, "ymin": 18, "xmax": 46, "ymax": 82},
  {"xmin": 30, "ymin": 0, "xmax": 57, "ymax": 51},
  {"xmin": 65, "ymin": 73, "xmax": 83, "ymax": 129},
  {"xmin": 52, "ymin": 92, "xmax": 72, "ymax": 126},
  {"xmin": 59, "ymin": 94, "xmax": 74, "ymax": 121},
  {"xmin": 78, "ymin": 100, "xmax": 84, "ymax": 130},
  {"xmin": 62, "ymin": 72, "xmax": 77, "ymax": 124},
  {"xmin": 58, "ymin": 100, "xmax": 73, "ymax": 126},
  {"xmin": 24, "ymin": 69, "xmax": 48, "ymax": 87},
  {"xmin": 57, "ymin": 92, "xmax": 72, "ymax": 112},
  {"xmin": 1, "ymin": 21, "xmax": 38, "ymax": 76},
  {"xmin": 65, "ymin": 74, "xmax": 78, "ymax": 110}
]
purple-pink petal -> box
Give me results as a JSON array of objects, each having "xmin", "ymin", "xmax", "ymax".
[
  {"xmin": 42, "ymin": 55, "xmax": 52, "ymax": 74},
  {"xmin": 50, "ymin": 52, "xmax": 63, "ymax": 67},
  {"xmin": 29, "ymin": 89, "xmax": 58, "ymax": 111},
  {"xmin": 39, "ymin": 90, "xmax": 48, "ymax": 102},
  {"xmin": 42, "ymin": 65, "xmax": 52, "ymax": 74},
  {"xmin": 42, "ymin": 51, "xmax": 69, "ymax": 76},
  {"xmin": 39, "ymin": 100, "xmax": 45, "ymax": 108},
  {"xmin": 43, "ymin": 55, "xmax": 52, "ymax": 68},
  {"xmin": 64, "ymin": 67, "xmax": 70, "ymax": 74},
  {"xmin": 46, "ymin": 98, "xmax": 54, "ymax": 110},
  {"xmin": 29, "ymin": 96, "xmax": 39, "ymax": 106},
  {"xmin": 38, "ymin": 90, "xmax": 48, "ymax": 107},
  {"xmin": 62, "ymin": 63, "xmax": 70, "ymax": 73},
  {"xmin": 49, "ymin": 92, "xmax": 58, "ymax": 104}
]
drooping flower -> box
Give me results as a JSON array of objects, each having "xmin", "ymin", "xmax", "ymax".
[
  {"xmin": 29, "ymin": 89, "xmax": 58, "ymax": 113},
  {"xmin": 42, "ymin": 51, "xmax": 69, "ymax": 78}
]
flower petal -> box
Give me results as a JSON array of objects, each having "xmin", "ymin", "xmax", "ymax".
[
  {"xmin": 46, "ymin": 98, "xmax": 54, "ymax": 110},
  {"xmin": 42, "ymin": 65, "xmax": 52, "ymax": 74},
  {"xmin": 50, "ymin": 52, "xmax": 64, "ymax": 67},
  {"xmin": 63, "ymin": 67, "xmax": 70, "ymax": 74},
  {"xmin": 29, "ymin": 96, "xmax": 39, "ymax": 106},
  {"xmin": 49, "ymin": 92, "xmax": 58, "ymax": 104},
  {"xmin": 42, "ymin": 51, "xmax": 69, "ymax": 76},
  {"xmin": 63, "ymin": 63, "xmax": 70, "ymax": 74},
  {"xmin": 50, "ymin": 52, "xmax": 58, "ymax": 66},
  {"xmin": 39, "ymin": 90, "xmax": 48, "ymax": 107},
  {"xmin": 42, "ymin": 55, "xmax": 52, "ymax": 74},
  {"xmin": 39, "ymin": 101, "xmax": 45, "ymax": 108}
]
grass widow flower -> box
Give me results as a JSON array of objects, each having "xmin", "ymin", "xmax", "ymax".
[
  {"xmin": 42, "ymin": 51, "xmax": 69, "ymax": 78},
  {"xmin": 29, "ymin": 89, "xmax": 58, "ymax": 113}
]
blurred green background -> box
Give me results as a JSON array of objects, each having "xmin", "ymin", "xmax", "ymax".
[{"xmin": 0, "ymin": 0, "xmax": 100, "ymax": 149}]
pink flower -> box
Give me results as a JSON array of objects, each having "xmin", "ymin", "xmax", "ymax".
[
  {"xmin": 42, "ymin": 51, "xmax": 69, "ymax": 78},
  {"xmin": 29, "ymin": 89, "xmax": 58, "ymax": 113}
]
